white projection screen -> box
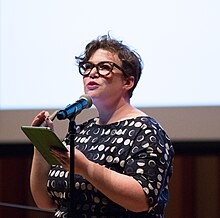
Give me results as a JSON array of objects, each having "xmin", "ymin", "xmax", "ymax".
[{"xmin": 0, "ymin": 0, "xmax": 220, "ymax": 143}]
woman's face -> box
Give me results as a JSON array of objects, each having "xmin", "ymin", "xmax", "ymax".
[{"xmin": 83, "ymin": 49, "xmax": 128, "ymax": 105}]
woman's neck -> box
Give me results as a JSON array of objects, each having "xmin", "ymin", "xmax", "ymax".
[{"xmin": 96, "ymin": 101, "xmax": 145, "ymax": 125}]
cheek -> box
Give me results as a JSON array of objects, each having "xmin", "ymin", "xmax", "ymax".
[
  {"xmin": 82, "ymin": 78, "xmax": 87, "ymax": 93},
  {"xmin": 110, "ymin": 76, "xmax": 124, "ymax": 87},
  {"xmin": 82, "ymin": 77, "xmax": 87, "ymax": 86}
]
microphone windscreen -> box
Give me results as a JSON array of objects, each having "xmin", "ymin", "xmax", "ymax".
[{"xmin": 80, "ymin": 94, "xmax": 93, "ymax": 108}]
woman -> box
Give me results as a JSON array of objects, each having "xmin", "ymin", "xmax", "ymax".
[{"xmin": 30, "ymin": 35, "xmax": 174, "ymax": 218}]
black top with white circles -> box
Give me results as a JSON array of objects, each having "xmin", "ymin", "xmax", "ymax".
[{"xmin": 47, "ymin": 116, "xmax": 174, "ymax": 218}]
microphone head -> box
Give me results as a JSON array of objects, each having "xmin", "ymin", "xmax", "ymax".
[
  {"xmin": 56, "ymin": 94, "xmax": 93, "ymax": 120},
  {"xmin": 80, "ymin": 94, "xmax": 93, "ymax": 108}
]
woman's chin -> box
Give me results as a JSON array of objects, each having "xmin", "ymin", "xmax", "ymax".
[{"xmin": 85, "ymin": 90, "xmax": 99, "ymax": 98}]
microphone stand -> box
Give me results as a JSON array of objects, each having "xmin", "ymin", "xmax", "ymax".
[
  {"xmin": 68, "ymin": 115, "xmax": 77, "ymax": 218},
  {"xmin": 56, "ymin": 95, "xmax": 92, "ymax": 217}
]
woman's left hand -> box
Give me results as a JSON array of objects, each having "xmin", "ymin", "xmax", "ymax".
[
  {"xmin": 50, "ymin": 146, "xmax": 71, "ymax": 171},
  {"xmin": 50, "ymin": 146, "xmax": 89, "ymax": 174}
]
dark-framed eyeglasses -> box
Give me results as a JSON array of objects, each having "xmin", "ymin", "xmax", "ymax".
[{"xmin": 78, "ymin": 61, "xmax": 124, "ymax": 77}]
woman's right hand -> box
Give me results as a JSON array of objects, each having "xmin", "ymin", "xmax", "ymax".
[{"xmin": 31, "ymin": 110, "xmax": 54, "ymax": 130}]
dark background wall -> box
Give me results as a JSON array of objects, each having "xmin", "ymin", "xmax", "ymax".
[{"xmin": 0, "ymin": 141, "xmax": 219, "ymax": 218}]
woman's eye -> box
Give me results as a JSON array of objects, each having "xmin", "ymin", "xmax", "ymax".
[
  {"xmin": 99, "ymin": 63, "xmax": 111, "ymax": 71},
  {"xmin": 84, "ymin": 63, "xmax": 93, "ymax": 71}
]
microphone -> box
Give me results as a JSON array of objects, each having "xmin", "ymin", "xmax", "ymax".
[{"xmin": 56, "ymin": 94, "xmax": 92, "ymax": 120}]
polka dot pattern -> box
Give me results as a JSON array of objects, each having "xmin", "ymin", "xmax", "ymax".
[{"xmin": 48, "ymin": 116, "xmax": 174, "ymax": 218}]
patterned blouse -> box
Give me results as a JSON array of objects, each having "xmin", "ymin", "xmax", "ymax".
[{"xmin": 47, "ymin": 116, "xmax": 174, "ymax": 218}]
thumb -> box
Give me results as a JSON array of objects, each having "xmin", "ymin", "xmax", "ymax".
[{"xmin": 45, "ymin": 116, "xmax": 54, "ymax": 130}]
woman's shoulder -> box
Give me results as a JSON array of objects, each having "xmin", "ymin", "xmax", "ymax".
[
  {"xmin": 122, "ymin": 114, "xmax": 160, "ymax": 127},
  {"xmin": 77, "ymin": 117, "xmax": 97, "ymax": 129}
]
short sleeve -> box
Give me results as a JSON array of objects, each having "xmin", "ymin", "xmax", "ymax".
[{"xmin": 123, "ymin": 117, "xmax": 174, "ymax": 209}]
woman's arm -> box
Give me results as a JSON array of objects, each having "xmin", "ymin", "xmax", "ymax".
[
  {"xmin": 30, "ymin": 148, "xmax": 57, "ymax": 210},
  {"xmin": 30, "ymin": 111, "xmax": 57, "ymax": 210},
  {"xmin": 50, "ymin": 147, "xmax": 149, "ymax": 212},
  {"xmin": 76, "ymin": 149, "xmax": 149, "ymax": 212}
]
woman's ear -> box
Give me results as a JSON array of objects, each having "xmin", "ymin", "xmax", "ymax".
[{"xmin": 123, "ymin": 76, "xmax": 135, "ymax": 92}]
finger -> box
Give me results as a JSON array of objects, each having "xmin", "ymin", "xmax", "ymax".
[
  {"xmin": 50, "ymin": 146, "xmax": 68, "ymax": 153},
  {"xmin": 59, "ymin": 160, "xmax": 70, "ymax": 171},
  {"xmin": 50, "ymin": 147, "xmax": 68, "ymax": 158},
  {"xmin": 44, "ymin": 111, "xmax": 50, "ymax": 117},
  {"xmin": 31, "ymin": 111, "xmax": 46, "ymax": 126},
  {"xmin": 50, "ymin": 149, "xmax": 70, "ymax": 170},
  {"xmin": 45, "ymin": 116, "xmax": 54, "ymax": 129}
]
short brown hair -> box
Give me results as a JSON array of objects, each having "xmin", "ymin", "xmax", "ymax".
[{"xmin": 75, "ymin": 34, "xmax": 143, "ymax": 98}]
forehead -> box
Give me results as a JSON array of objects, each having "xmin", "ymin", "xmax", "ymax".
[{"xmin": 89, "ymin": 49, "xmax": 120, "ymax": 64}]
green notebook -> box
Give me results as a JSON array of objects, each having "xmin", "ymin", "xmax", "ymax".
[{"xmin": 21, "ymin": 126, "xmax": 68, "ymax": 165}]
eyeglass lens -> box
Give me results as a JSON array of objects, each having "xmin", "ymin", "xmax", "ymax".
[{"xmin": 79, "ymin": 62, "xmax": 114, "ymax": 76}]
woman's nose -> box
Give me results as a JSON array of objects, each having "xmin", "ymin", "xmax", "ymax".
[{"xmin": 89, "ymin": 67, "xmax": 99, "ymax": 78}]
